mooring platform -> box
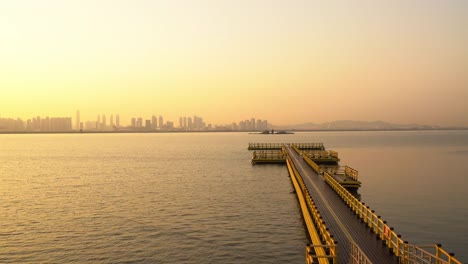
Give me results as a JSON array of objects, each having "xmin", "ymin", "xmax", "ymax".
[{"xmin": 248, "ymin": 142, "xmax": 462, "ymax": 264}]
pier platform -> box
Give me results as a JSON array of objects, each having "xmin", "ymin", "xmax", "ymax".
[
  {"xmin": 248, "ymin": 143, "xmax": 462, "ymax": 264},
  {"xmin": 251, "ymin": 149, "xmax": 286, "ymax": 164},
  {"xmin": 248, "ymin": 142, "xmax": 324, "ymax": 150}
]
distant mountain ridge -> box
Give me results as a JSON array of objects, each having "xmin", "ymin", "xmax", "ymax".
[{"xmin": 272, "ymin": 120, "xmax": 444, "ymax": 131}]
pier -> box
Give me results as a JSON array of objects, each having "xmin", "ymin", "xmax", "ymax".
[
  {"xmin": 248, "ymin": 142, "xmax": 324, "ymax": 150},
  {"xmin": 249, "ymin": 143, "xmax": 462, "ymax": 264}
]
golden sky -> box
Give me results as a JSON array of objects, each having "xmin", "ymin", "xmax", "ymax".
[{"xmin": 1, "ymin": 0, "xmax": 467, "ymax": 126}]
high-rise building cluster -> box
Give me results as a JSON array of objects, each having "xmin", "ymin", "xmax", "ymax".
[
  {"xmin": 178, "ymin": 115, "xmax": 208, "ymax": 131},
  {"xmin": 236, "ymin": 118, "xmax": 269, "ymax": 131},
  {"xmin": 0, "ymin": 116, "xmax": 72, "ymax": 132},
  {"xmin": 85, "ymin": 113, "xmax": 121, "ymax": 131},
  {"xmin": 126, "ymin": 115, "xmax": 213, "ymax": 131},
  {"xmin": 0, "ymin": 111, "xmax": 269, "ymax": 133},
  {"xmin": 130, "ymin": 115, "xmax": 167, "ymax": 131}
]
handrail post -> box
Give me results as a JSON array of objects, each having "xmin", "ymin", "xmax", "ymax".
[
  {"xmin": 333, "ymin": 241, "xmax": 338, "ymax": 264},
  {"xmin": 435, "ymin": 244, "xmax": 441, "ymax": 264}
]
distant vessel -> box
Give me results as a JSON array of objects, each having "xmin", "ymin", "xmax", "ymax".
[{"xmin": 258, "ymin": 129, "xmax": 294, "ymax": 135}]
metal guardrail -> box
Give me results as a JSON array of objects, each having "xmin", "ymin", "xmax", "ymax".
[
  {"xmin": 305, "ymin": 150, "xmax": 334, "ymax": 159},
  {"xmin": 303, "ymin": 155, "xmax": 323, "ymax": 174},
  {"xmin": 291, "ymin": 144, "xmax": 302, "ymax": 155},
  {"xmin": 302, "ymin": 154, "xmax": 342, "ymax": 177},
  {"xmin": 299, "ymin": 148, "xmax": 347, "ymax": 186},
  {"xmin": 323, "ymin": 172, "xmax": 462, "ymax": 264},
  {"xmin": 293, "ymin": 145, "xmax": 328, "ymax": 175},
  {"xmin": 292, "ymin": 143, "xmax": 325, "ymax": 150},
  {"xmin": 349, "ymin": 241, "xmax": 372, "ymax": 264},
  {"xmin": 307, "ymin": 244, "xmax": 339, "ymax": 264},
  {"xmin": 249, "ymin": 143, "xmax": 324, "ymax": 150},
  {"xmin": 301, "ymin": 150, "xmax": 340, "ymax": 160},
  {"xmin": 248, "ymin": 143, "xmax": 284, "ymax": 150},
  {"xmin": 287, "ymin": 158, "xmax": 337, "ymax": 264},
  {"xmin": 329, "ymin": 150, "xmax": 339, "ymax": 158},
  {"xmin": 252, "ymin": 150, "xmax": 286, "ymax": 159},
  {"xmin": 398, "ymin": 244, "xmax": 461, "ymax": 264},
  {"xmin": 344, "ymin": 166, "xmax": 359, "ymax": 181}
]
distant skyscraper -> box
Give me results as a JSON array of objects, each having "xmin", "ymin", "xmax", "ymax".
[
  {"xmin": 137, "ymin": 117, "xmax": 143, "ymax": 128},
  {"xmin": 116, "ymin": 114, "xmax": 120, "ymax": 127},
  {"xmin": 152, "ymin": 116, "xmax": 157, "ymax": 129},
  {"xmin": 239, "ymin": 120, "xmax": 246, "ymax": 130},
  {"xmin": 145, "ymin": 120, "xmax": 151, "ymax": 130},
  {"xmin": 76, "ymin": 110, "xmax": 80, "ymax": 130},
  {"xmin": 131, "ymin": 118, "xmax": 136, "ymax": 127},
  {"xmin": 188, "ymin": 117, "xmax": 192, "ymax": 130},
  {"xmin": 250, "ymin": 118, "xmax": 256, "ymax": 130},
  {"xmin": 193, "ymin": 116, "xmax": 204, "ymax": 130},
  {"xmin": 159, "ymin": 116, "xmax": 163, "ymax": 128},
  {"xmin": 102, "ymin": 115, "xmax": 107, "ymax": 127},
  {"xmin": 26, "ymin": 119, "xmax": 32, "ymax": 131},
  {"xmin": 41, "ymin": 117, "xmax": 50, "ymax": 132}
]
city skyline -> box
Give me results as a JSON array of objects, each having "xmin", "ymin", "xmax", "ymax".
[
  {"xmin": 3, "ymin": 108, "xmax": 466, "ymax": 133},
  {"xmin": 1, "ymin": 1, "xmax": 467, "ymax": 126},
  {"xmin": 0, "ymin": 111, "xmax": 271, "ymax": 132}
]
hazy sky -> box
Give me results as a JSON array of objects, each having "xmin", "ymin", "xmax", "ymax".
[{"xmin": 1, "ymin": 0, "xmax": 467, "ymax": 126}]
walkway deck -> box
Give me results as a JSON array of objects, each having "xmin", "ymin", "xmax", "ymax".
[
  {"xmin": 286, "ymin": 145, "xmax": 398, "ymax": 263},
  {"xmin": 248, "ymin": 142, "xmax": 462, "ymax": 263}
]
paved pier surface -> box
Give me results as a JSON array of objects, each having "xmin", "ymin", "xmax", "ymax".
[{"xmin": 286, "ymin": 146, "xmax": 398, "ymax": 263}]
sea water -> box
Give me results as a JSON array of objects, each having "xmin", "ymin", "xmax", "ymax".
[{"xmin": 0, "ymin": 131, "xmax": 466, "ymax": 263}]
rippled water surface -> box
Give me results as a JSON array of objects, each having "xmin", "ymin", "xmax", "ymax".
[{"xmin": 0, "ymin": 131, "xmax": 467, "ymax": 263}]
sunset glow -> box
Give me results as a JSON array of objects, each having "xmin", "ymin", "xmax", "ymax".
[{"xmin": 1, "ymin": 0, "xmax": 467, "ymax": 126}]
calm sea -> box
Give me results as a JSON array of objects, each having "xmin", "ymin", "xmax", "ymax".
[{"xmin": 0, "ymin": 131, "xmax": 467, "ymax": 263}]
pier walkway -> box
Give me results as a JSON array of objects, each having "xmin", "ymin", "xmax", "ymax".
[
  {"xmin": 287, "ymin": 145, "xmax": 396, "ymax": 263},
  {"xmin": 248, "ymin": 143, "xmax": 462, "ymax": 264}
]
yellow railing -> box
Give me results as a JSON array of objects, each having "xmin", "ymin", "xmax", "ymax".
[
  {"xmin": 287, "ymin": 158, "xmax": 337, "ymax": 264},
  {"xmin": 281, "ymin": 145, "xmax": 288, "ymax": 155},
  {"xmin": 248, "ymin": 143, "xmax": 284, "ymax": 150},
  {"xmin": 308, "ymin": 150, "xmax": 330, "ymax": 159},
  {"xmin": 344, "ymin": 166, "xmax": 359, "ymax": 181},
  {"xmin": 254, "ymin": 142, "xmax": 324, "ymax": 151},
  {"xmin": 302, "ymin": 150, "xmax": 339, "ymax": 159},
  {"xmin": 303, "ymin": 155, "xmax": 323, "ymax": 174},
  {"xmin": 293, "ymin": 143, "xmax": 325, "ymax": 150},
  {"xmin": 292, "ymin": 144, "xmax": 302, "ymax": 155},
  {"xmin": 306, "ymin": 244, "xmax": 339, "ymax": 264},
  {"xmin": 399, "ymin": 244, "xmax": 462, "ymax": 264},
  {"xmin": 252, "ymin": 150, "xmax": 286, "ymax": 159},
  {"xmin": 349, "ymin": 241, "xmax": 372, "ymax": 264},
  {"xmin": 323, "ymin": 172, "xmax": 462, "ymax": 264},
  {"xmin": 329, "ymin": 150, "xmax": 339, "ymax": 158}
]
